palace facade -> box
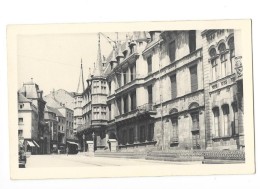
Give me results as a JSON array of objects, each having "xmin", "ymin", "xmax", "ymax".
[{"xmin": 74, "ymin": 29, "xmax": 244, "ymax": 152}]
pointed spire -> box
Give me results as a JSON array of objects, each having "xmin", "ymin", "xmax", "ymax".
[
  {"xmin": 93, "ymin": 33, "xmax": 103, "ymax": 77},
  {"xmin": 76, "ymin": 59, "xmax": 85, "ymax": 94},
  {"xmin": 88, "ymin": 67, "xmax": 92, "ymax": 79}
]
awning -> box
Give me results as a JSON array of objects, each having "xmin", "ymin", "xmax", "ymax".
[
  {"xmin": 67, "ymin": 141, "xmax": 78, "ymax": 146},
  {"xmin": 27, "ymin": 141, "xmax": 35, "ymax": 147},
  {"xmin": 33, "ymin": 140, "xmax": 40, "ymax": 148}
]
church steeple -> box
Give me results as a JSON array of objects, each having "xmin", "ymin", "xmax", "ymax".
[
  {"xmin": 93, "ymin": 33, "xmax": 103, "ymax": 77},
  {"xmin": 76, "ymin": 59, "xmax": 85, "ymax": 94}
]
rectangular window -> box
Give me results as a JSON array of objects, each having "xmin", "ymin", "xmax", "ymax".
[
  {"xmin": 213, "ymin": 108, "xmax": 220, "ymax": 137},
  {"xmin": 18, "ymin": 118, "xmax": 23, "ymax": 124},
  {"xmin": 122, "ymin": 130, "xmax": 127, "ymax": 145},
  {"xmin": 117, "ymin": 98, "xmax": 122, "ymax": 115},
  {"xmin": 147, "ymin": 55, "xmax": 152, "ymax": 74},
  {"xmin": 18, "ymin": 130, "xmax": 23, "ymax": 138},
  {"xmin": 191, "ymin": 113, "xmax": 199, "ymax": 131},
  {"xmin": 117, "ymin": 74, "xmax": 121, "ymax": 88},
  {"xmin": 123, "ymin": 69, "xmax": 128, "ymax": 85},
  {"xmin": 170, "ymin": 74, "xmax": 177, "ymax": 99},
  {"xmin": 223, "ymin": 105, "xmax": 230, "ymax": 136},
  {"xmin": 139, "ymin": 125, "xmax": 146, "ymax": 142},
  {"xmin": 108, "ymin": 81, "xmax": 111, "ymax": 95},
  {"xmin": 189, "ymin": 30, "xmax": 196, "ymax": 53},
  {"xmin": 130, "ymin": 63, "xmax": 136, "ymax": 81},
  {"xmin": 148, "ymin": 85, "xmax": 153, "ymax": 104},
  {"xmin": 108, "ymin": 104, "xmax": 111, "ymax": 120},
  {"xmin": 169, "ymin": 41, "xmax": 176, "ymax": 62},
  {"xmin": 147, "ymin": 124, "xmax": 154, "ymax": 141},
  {"xmin": 190, "ymin": 65, "xmax": 198, "ymax": 92},
  {"xmin": 93, "ymin": 81, "xmax": 99, "ymax": 93},
  {"xmin": 123, "ymin": 95, "xmax": 128, "ymax": 114},
  {"xmin": 171, "ymin": 118, "xmax": 178, "ymax": 142},
  {"xmin": 130, "ymin": 91, "xmax": 136, "ymax": 111},
  {"xmin": 129, "ymin": 128, "xmax": 134, "ymax": 144},
  {"xmin": 211, "ymin": 59, "xmax": 217, "ymax": 81}
]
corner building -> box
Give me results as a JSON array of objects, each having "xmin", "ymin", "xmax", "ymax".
[{"xmin": 202, "ymin": 30, "xmax": 244, "ymax": 150}]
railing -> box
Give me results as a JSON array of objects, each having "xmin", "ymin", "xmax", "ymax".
[
  {"xmin": 76, "ymin": 123, "xmax": 91, "ymax": 133},
  {"xmin": 115, "ymin": 103, "xmax": 156, "ymax": 122},
  {"xmin": 137, "ymin": 103, "xmax": 156, "ymax": 112}
]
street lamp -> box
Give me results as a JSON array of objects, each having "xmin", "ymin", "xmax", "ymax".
[
  {"xmin": 82, "ymin": 134, "xmax": 85, "ymax": 152},
  {"xmin": 92, "ymin": 132, "xmax": 95, "ymax": 152}
]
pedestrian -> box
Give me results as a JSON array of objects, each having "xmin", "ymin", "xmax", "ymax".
[{"xmin": 66, "ymin": 146, "xmax": 69, "ymax": 156}]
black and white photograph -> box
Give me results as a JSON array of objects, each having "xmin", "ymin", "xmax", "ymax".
[{"xmin": 7, "ymin": 20, "xmax": 254, "ymax": 179}]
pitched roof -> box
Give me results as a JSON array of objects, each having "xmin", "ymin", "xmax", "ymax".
[
  {"xmin": 47, "ymin": 106, "xmax": 64, "ymax": 117},
  {"xmin": 18, "ymin": 92, "xmax": 31, "ymax": 103}
]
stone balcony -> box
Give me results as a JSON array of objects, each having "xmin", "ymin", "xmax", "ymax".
[
  {"xmin": 115, "ymin": 103, "xmax": 157, "ymax": 124},
  {"xmin": 76, "ymin": 123, "xmax": 91, "ymax": 133}
]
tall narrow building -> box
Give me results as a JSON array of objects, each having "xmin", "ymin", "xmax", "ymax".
[{"xmin": 75, "ymin": 34, "xmax": 108, "ymax": 152}]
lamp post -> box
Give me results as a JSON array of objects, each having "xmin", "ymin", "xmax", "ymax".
[
  {"xmin": 82, "ymin": 134, "xmax": 85, "ymax": 152},
  {"xmin": 92, "ymin": 132, "xmax": 95, "ymax": 152}
]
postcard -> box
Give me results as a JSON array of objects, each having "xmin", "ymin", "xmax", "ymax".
[{"xmin": 7, "ymin": 20, "xmax": 254, "ymax": 179}]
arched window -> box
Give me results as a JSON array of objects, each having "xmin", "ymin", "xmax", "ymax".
[
  {"xmin": 212, "ymin": 107, "xmax": 220, "ymax": 137},
  {"xmin": 209, "ymin": 48, "xmax": 218, "ymax": 81},
  {"xmin": 209, "ymin": 48, "xmax": 217, "ymax": 58},
  {"xmin": 218, "ymin": 43, "xmax": 228, "ymax": 77},
  {"xmin": 222, "ymin": 104, "xmax": 230, "ymax": 136}
]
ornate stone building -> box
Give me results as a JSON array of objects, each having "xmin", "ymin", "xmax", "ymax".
[
  {"xmin": 74, "ymin": 30, "xmax": 244, "ymax": 152},
  {"xmin": 202, "ymin": 29, "xmax": 244, "ymax": 150},
  {"xmin": 75, "ymin": 37, "xmax": 108, "ymax": 152}
]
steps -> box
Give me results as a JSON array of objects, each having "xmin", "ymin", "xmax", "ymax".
[
  {"xmin": 94, "ymin": 151, "xmax": 146, "ymax": 159},
  {"xmin": 93, "ymin": 150, "xmax": 245, "ymax": 163}
]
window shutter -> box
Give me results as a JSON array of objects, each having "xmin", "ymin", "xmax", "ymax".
[{"xmin": 190, "ymin": 65, "xmax": 198, "ymax": 92}]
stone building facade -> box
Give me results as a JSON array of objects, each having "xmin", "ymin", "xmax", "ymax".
[
  {"xmin": 74, "ymin": 30, "xmax": 244, "ymax": 152},
  {"xmin": 18, "ymin": 92, "xmax": 39, "ymax": 154},
  {"xmin": 18, "ymin": 79, "xmax": 47, "ymax": 154},
  {"xmin": 201, "ymin": 29, "xmax": 244, "ymax": 150},
  {"xmin": 75, "ymin": 39, "xmax": 108, "ymax": 152}
]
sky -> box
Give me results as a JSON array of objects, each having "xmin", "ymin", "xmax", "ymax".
[{"xmin": 17, "ymin": 32, "xmax": 128, "ymax": 96}]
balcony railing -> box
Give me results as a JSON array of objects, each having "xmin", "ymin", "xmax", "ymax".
[
  {"xmin": 115, "ymin": 103, "xmax": 156, "ymax": 122},
  {"xmin": 137, "ymin": 103, "xmax": 156, "ymax": 112},
  {"xmin": 76, "ymin": 123, "xmax": 91, "ymax": 133}
]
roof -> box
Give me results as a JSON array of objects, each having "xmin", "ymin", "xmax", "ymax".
[
  {"xmin": 18, "ymin": 92, "xmax": 31, "ymax": 103},
  {"xmin": 45, "ymin": 106, "xmax": 64, "ymax": 118}
]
